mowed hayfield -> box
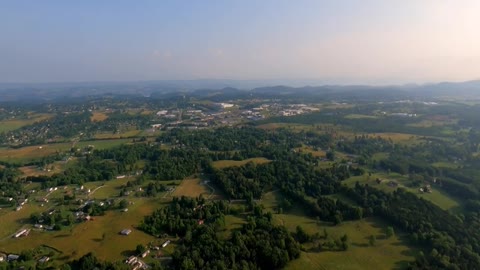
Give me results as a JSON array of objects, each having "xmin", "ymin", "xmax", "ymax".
[
  {"xmin": 260, "ymin": 192, "xmax": 417, "ymax": 270},
  {"xmin": 90, "ymin": 112, "xmax": 109, "ymax": 122},
  {"xmin": 0, "ymin": 197, "xmax": 164, "ymax": 265},
  {"xmin": 212, "ymin": 157, "xmax": 271, "ymax": 169},
  {"xmin": 0, "ymin": 113, "xmax": 53, "ymax": 133},
  {"xmin": 0, "ymin": 143, "xmax": 72, "ymax": 163}
]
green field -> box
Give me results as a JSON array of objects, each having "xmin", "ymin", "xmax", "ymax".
[
  {"xmin": 0, "ymin": 143, "xmax": 72, "ymax": 163},
  {"xmin": 260, "ymin": 191, "xmax": 417, "ymax": 270},
  {"xmin": 212, "ymin": 157, "xmax": 271, "ymax": 169},
  {"xmin": 94, "ymin": 130, "xmax": 142, "ymax": 139},
  {"xmin": 0, "ymin": 197, "xmax": 164, "ymax": 265},
  {"xmin": 0, "ymin": 139, "xmax": 132, "ymax": 164},
  {"xmin": 0, "ymin": 114, "xmax": 53, "ymax": 132},
  {"xmin": 76, "ymin": 139, "xmax": 132, "ymax": 150},
  {"xmin": 344, "ymin": 173, "xmax": 461, "ymax": 211},
  {"xmin": 344, "ymin": 114, "xmax": 378, "ymax": 119}
]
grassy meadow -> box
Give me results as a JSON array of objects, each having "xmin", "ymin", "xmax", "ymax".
[
  {"xmin": 212, "ymin": 157, "xmax": 271, "ymax": 169},
  {"xmin": 260, "ymin": 191, "xmax": 417, "ymax": 270},
  {"xmin": 0, "ymin": 114, "xmax": 53, "ymax": 133}
]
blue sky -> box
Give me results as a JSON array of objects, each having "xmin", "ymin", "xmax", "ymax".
[{"xmin": 1, "ymin": 0, "xmax": 479, "ymax": 84}]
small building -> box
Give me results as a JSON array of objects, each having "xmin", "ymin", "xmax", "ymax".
[
  {"xmin": 387, "ymin": 181, "xmax": 398, "ymax": 188},
  {"xmin": 125, "ymin": 255, "xmax": 137, "ymax": 265},
  {"xmin": 7, "ymin": 254, "xmax": 19, "ymax": 262},
  {"xmin": 141, "ymin": 250, "xmax": 150, "ymax": 258},
  {"xmin": 38, "ymin": 256, "xmax": 50, "ymax": 263},
  {"xmin": 14, "ymin": 229, "xmax": 29, "ymax": 238},
  {"xmin": 161, "ymin": 240, "xmax": 171, "ymax": 248},
  {"xmin": 120, "ymin": 229, "xmax": 132, "ymax": 235}
]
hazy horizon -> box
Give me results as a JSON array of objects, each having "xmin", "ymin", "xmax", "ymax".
[{"xmin": 1, "ymin": 1, "xmax": 479, "ymax": 84}]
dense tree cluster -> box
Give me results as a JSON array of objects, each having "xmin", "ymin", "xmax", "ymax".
[{"xmin": 140, "ymin": 196, "xmax": 300, "ymax": 270}]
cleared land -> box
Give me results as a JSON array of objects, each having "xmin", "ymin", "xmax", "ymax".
[
  {"xmin": 171, "ymin": 178, "xmax": 211, "ymax": 198},
  {"xmin": 212, "ymin": 157, "xmax": 271, "ymax": 169}
]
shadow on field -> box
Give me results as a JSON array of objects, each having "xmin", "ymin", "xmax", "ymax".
[
  {"xmin": 121, "ymin": 249, "xmax": 136, "ymax": 257},
  {"xmin": 393, "ymin": 260, "xmax": 411, "ymax": 270},
  {"xmin": 54, "ymin": 234, "xmax": 71, "ymax": 238}
]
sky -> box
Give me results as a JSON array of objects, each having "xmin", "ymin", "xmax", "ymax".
[{"xmin": 1, "ymin": 0, "xmax": 479, "ymax": 84}]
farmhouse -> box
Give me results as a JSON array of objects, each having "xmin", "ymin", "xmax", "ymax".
[{"xmin": 120, "ymin": 229, "xmax": 132, "ymax": 235}]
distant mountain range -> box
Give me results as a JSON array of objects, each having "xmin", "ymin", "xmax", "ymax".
[{"xmin": 0, "ymin": 79, "xmax": 479, "ymax": 102}]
